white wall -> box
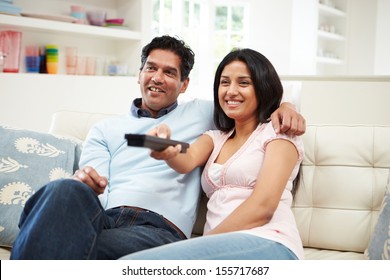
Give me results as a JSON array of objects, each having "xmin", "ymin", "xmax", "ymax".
[
  {"xmin": 2, "ymin": 1, "xmax": 390, "ymax": 134},
  {"xmin": 248, "ymin": 0, "xmax": 293, "ymax": 74},
  {"xmin": 375, "ymin": 0, "xmax": 390, "ymax": 74},
  {"xmin": 289, "ymin": 0, "xmax": 317, "ymax": 75},
  {"xmin": 293, "ymin": 76, "xmax": 390, "ymax": 125},
  {"xmin": 347, "ymin": 0, "xmax": 377, "ymax": 75},
  {"xmin": 247, "ymin": 0, "xmax": 388, "ymax": 76},
  {"xmin": 2, "ymin": 74, "xmax": 390, "ymax": 134},
  {"xmin": 0, "ymin": 74, "xmax": 140, "ymax": 132}
]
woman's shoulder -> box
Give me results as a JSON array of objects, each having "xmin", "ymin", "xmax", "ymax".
[
  {"xmin": 260, "ymin": 122, "xmax": 301, "ymax": 140},
  {"xmin": 259, "ymin": 122, "xmax": 304, "ymax": 158}
]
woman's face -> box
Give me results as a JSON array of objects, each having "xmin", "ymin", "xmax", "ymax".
[{"xmin": 218, "ymin": 60, "xmax": 258, "ymax": 124}]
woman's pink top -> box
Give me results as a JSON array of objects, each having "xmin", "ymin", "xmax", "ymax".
[{"xmin": 201, "ymin": 122, "xmax": 305, "ymax": 259}]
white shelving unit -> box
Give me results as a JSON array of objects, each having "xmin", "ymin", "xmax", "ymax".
[
  {"xmin": 0, "ymin": 0, "xmax": 144, "ymax": 75},
  {"xmin": 316, "ymin": 0, "xmax": 348, "ymax": 75},
  {"xmin": 0, "ymin": 0, "xmax": 150, "ymax": 133}
]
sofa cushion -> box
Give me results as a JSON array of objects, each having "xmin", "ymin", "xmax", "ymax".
[
  {"xmin": 292, "ymin": 125, "xmax": 390, "ymax": 255},
  {"xmin": 49, "ymin": 111, "xmax": 116, "ymax": 141},
  {"xmin": 366, "ymin": 183, "xmax": 390, "ymax": 259},
  {"xmin": 0, "ymin": 125, "xmax": 81, "ymax": 248}
]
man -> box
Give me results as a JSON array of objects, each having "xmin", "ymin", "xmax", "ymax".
[{"xmin": 11, "ymin": 35, "xmax": 305, "ymax": 259}]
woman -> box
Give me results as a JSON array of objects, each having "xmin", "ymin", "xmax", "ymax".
[{"xmin": 121, "ymin": 48, "xmax": 304, "ymax": 260}]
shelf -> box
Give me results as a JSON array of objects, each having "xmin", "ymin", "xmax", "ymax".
[
  {"xmin": 317, "ymin": 56, "xmax": 343, "ymax": 64},
  {"xmin": 0, "ymin": 72, "xmax": 138, "ymax": 79},
  {"xmin": 0, "ymin": 13, "xmax": 141, "ymax": 41},
  {"xmin": 318, "ymin": 3, "xmax": 346, "ymax": 17},
  {"xmin": 316, "ymin": 0, "xmax": 347, "ymax": 74},
  {"xmin": 317, "ymin": 30, "xmax": 345, "ymax": 41}
]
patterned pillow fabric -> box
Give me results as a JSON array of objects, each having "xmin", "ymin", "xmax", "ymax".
[
  {"xmin": 0, "ymin": 125, "xmax": 81, "ymax": 247},
  {"xmin": 366, "ymin": 186, "xmax": 390, "ymax": 260}
]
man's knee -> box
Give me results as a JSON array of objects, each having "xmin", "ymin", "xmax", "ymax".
[{"xmin": 45, "ymin": 178, "xmax": 91, "ymax": 196}]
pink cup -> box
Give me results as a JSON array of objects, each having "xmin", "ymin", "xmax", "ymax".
[
  {"xmin": 76, "ymin": 56, "xmax": 86, "ymax": 75},
  {"xmin": 0, "ymin": 51, "xmax": 6, "ymax": 72},
  {"xmin": 66, "ymin": 47, "xmax": 78, "ymax": 75},
  {"xmin": 0, "ymin": 31, "xmax": 22, "ymax": 73},
  {"xmin": 85, "ymin": 57, "xmax": 96, "ymax": 75}
]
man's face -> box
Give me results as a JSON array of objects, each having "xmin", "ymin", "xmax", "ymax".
[{"xmin": 138, "ymin": 49, "xmax": 189, "ymax": 117}]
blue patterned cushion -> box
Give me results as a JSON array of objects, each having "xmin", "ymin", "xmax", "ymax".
[
  {"xmin": 366, "ymin": 187, "xmax": 390, "ymax": 260},
  {"xmin": 0, "ymin": 125, "xmax": 81, "ymax": 247}
]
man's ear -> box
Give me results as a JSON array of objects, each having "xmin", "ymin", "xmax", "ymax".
[{"xmin": 180, "ymin": 78, "xmax": 190, "ymax": 93}]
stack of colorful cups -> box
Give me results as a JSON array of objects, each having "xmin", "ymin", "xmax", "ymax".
[
  {"xmin": 25, "ymin": 45, "xmax": 40, "ymax": 73},
  {"xmin": 70, "ymin": 5, "xmax": 86, "ymax": 24},
  {"xmin": 46, "ymin": 45, "xmax": 58, "ymax": 74}
]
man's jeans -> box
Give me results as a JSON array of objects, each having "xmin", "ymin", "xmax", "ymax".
[{"xmin": 10, "ymin": 179, "xmax": 185, "ymax": 260}]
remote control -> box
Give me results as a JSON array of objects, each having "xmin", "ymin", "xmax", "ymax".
[{"xmin": 125, "ymin": 134, "xmax": 190, "ymax": 153}]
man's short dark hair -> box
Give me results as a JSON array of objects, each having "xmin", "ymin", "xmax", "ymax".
[{"xmin": 140, "ymin": 35, "xmax": 195, "ymax": 81}]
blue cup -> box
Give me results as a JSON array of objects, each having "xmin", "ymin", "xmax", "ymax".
[{"xmin": 25, "ymin": 56, "xmax": 40, "ymax": 73}]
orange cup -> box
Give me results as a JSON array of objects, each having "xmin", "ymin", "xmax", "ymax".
[{"xmin": 46, "ymin": 62, "xmax": 58, "ymax": 74}]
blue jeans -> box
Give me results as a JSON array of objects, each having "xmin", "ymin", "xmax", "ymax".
[
  {"xmin": 10, "ymin": 179, "xmax": 185, "ymax": 260},
  {"xmin": 120, "ymin": 232, "xmax": 298, "ymax": 260}
]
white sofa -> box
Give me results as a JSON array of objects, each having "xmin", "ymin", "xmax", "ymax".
[{"xmin": 1, "ymin": 110, "xmax": 389, "ymax": 260}]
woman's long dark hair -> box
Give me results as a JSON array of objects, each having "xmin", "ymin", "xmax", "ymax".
[{"xmin": 213, "ymin": 48, "xmax": 283, "ymax": 132}]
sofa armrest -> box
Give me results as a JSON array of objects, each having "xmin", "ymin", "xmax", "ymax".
[{"xmin": 49, "ymin": 111, "xmax": 117, "ymax": 141}]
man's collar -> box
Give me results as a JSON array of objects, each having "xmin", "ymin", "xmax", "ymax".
[{"xmin": 130, "ymin": 98, "xmax": 178, "ymax": 118}]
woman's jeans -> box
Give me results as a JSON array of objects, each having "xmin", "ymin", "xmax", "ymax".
[
  {"xmin": 121, "ymin": 232, "xmax": 298, "ymax": 260},
  {"xmin": 10, "ymin": 179, "xmax": 185, "ymax": 260}
]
